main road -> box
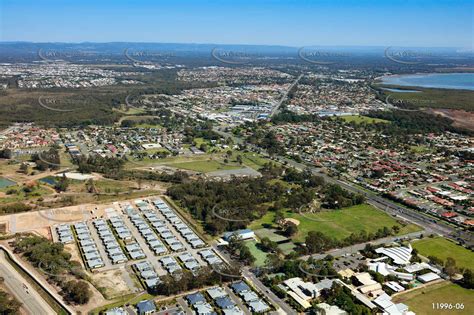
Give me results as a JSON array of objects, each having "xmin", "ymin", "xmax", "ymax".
[
  {"xmin": 270, "ymin": 74, "xmax": 303, "ymax": 117},
  {"xmin": 0, "ymin": 250, "xmax": 56, "ymax": 315}
]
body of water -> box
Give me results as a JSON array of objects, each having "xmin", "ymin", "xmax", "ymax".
[
  {"xmin": 0, "ymin": 177, "xmax": 16, "ymax": 188},
  {"xmin": 381, "ymin": 73, "xmax": 474, "ymax": 91}
]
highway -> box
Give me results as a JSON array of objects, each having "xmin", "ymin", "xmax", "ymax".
[{"xmin": 0, "ymin": 250, "xmax": 56, "ymax": 315}]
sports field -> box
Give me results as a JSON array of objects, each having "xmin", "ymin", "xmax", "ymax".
[
  {"xmin": 250, "ymin": 204, "xmax": 421, "ymax": 243},
  {"xmin": 411, "ymin": 237, "xmax": 474, "ymax": 270},
  {"xmin": 287, "ymin": 204, "xmax": 421, "ymax": 242},
  {"xmin": 244, "ymin": 240, "xmax": 268, "ymax": 267},
  {"xmin": 393, "ymin": 282, "xmax": 473, "ymax": 315}
]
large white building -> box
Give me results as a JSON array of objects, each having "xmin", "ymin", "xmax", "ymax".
[{"xmin": 375, "ymin": 244, "xmax": 412, "ymax": 265}]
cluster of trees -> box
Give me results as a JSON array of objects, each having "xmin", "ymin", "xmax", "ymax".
[
  {"xmin": 0, "ymin": 285, "xmax": 21, "ymax": 314},
  {"xmin": 167, "ymin": 177, "xmax": 286, "ymax": 235},
  {"xmin": 151, "ymin": 266, "xmax": 239, "ymax": 296},
  {"xmin": 262, "ymin": 256, "xmax": 338, "ymax": 294},
  {"xmin": 0, "ymin": 148, "xmax": 12, "ymax": 159},
  {"xmin": 121, "ymin": 109, "xmax": 186, "ymax": 129},
  {"xmin": 367, "ymin": 109, "xmax": 472, "ymax": 135},
  {"xmin": 183, "ymin": 121, "xmax": 221, "ymax": 143},
  {"xmin": 282, "ymin": 168, "xmax": 365, "ymax": 209},
  {"xmin": 54, "ymin": 174, "xmax": 69, "ymax": 192},
  {"xmin": 321, "ymin": 282, "xmax": 372, "ymax": 315},
  {"xmin": 77, "ymin": 156, "xmax": 124, "ymax": 175},
  {"xmin": 303, "ymin": 226, "xmax": 397, "ymax": 255},
  {"xmin": 272, "ymin": 110, "xmax": 321, "ymax": 124},
  {"xmin": 322, "ymin": 184, "xmax": 366, "ymax": 209},
  {"xmin": 13, "ymin": 235, "xmax": 91, "ymax": 305},
  {"xmin": 227, "ymin": 235, "xmax": 256, "ymax": 265},
  {"xmin": 118, "ymin": 169, "xmax": 189, "ymax": 184},
  {"xmin": 427, "ymin": 255, "xmax": 474, "ymax": 289},
  {"xmin": 31, "ymin": 147, "xmax": 60, "ymax": 171},
  {"xmin": 0, "ymin": 202, "xmax": 32, "ymax": 214}
]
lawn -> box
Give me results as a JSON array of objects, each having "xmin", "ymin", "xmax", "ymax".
[
  {"xmin": 339, "ymin": 115, "xmax": 389, "ymax": 124},
  {"xmin": 393, "ymin": 282, "xmax": 473, "ymax": 315},
  {"xmin": 248, "ymin": 204, "xmax": 421, "ymax": 243},
  {"xmin": 237, "ymin": 152, "xmax": 273, "ymax": 170},
  {"xmin": 411, "ymin": 237, "xmax": 474, "ymax": 271},
  {"xmin": 244, "ymin": 240, "xmax": 268, "ymax": 267},
  {"xmin": 166, "ymin": 160, "xmax": 243, "ymax": 173},
  {"xmin": 249, "ymin": 212, "xmax": 276, "ymax": 230},
  {"xmin": 287, "ymin": 204, "xmax": 421, "ymax": 242}
]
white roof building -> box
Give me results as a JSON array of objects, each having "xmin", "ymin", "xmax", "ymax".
[
  {"xmin": 375, "ymin": 244, "xmax": 412, "ymax": 265},
  {"xmin": 417, "ymin": 272, "xmax": 441, "ymax": 283},
  {"xmin": 315, "ymin": 303, "xmax": 347, "ymax": 315}
]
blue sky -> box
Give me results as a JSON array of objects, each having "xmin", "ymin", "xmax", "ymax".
[{"xmin": 1, "ymin": 0, "xmax": 472, "ymax": 48}]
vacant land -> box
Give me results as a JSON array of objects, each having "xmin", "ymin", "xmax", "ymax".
[
  {"xmin": 393, "ymin": 282, "xmax": 473, "ymax": 315},
  {"xmin": 339, "ymin": 115, "xmax": 389, "ymax": 124},
  {"xmin": 411, "ymin": 237, "xmax": 474, "ymax": 270},
  {"xmin": 250, "ymin": 204, "xmax": 421, "ymax": 243}
]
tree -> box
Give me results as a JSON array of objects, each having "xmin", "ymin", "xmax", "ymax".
[
  {"xmin": 238, "ymin": 245, "xmax": 256, "ymax": 265},
  {"xmin": 283, "ymin": 222, "xmax": 298, "ymax": 237},
  {"xmin": 392, "ymin": 225, "xmax": 400, "ymax": 234},
  {"xmin": 306, "ymin": 231, "xmax": 334, "ymax": 253},
  {"xmin": 55, "ymin": 174, "xmax": 69, "ymax": 192},
  {"xmin": 444, "ymin": 257, "xmax": 458, "ymax": 277},
  {"xmin": 85, "ymin": 179, "xmax": 96, "ymax": 193},
  {"xmin": 274, "ymin": 210, "xmax": 284, "ymax": 225},
  {"xmin": 62, "ymin": 280, "xmax": 91, "ymax": 304},
  {"xmin": 236, "ymin": 155, "xmax": 243, "ymax": 165},
  {"xmin": 0, "ymin": 289, "xmax": 22, "ymax": 314},
  {"xmin": 19, "ymin": 163, "xmax": 29, "ymax": 174},
  {"xmin": 461, "ymin": 269, "xmax": 474, "ymax": 289}
]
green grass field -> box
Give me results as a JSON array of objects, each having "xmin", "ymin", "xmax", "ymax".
[
  {"xmin": 245, "ymin": 240, "xmax": 268, "ymax": 267},
  {"xmin": 236, "ymin": 152, "xmax": 273, "ymax": 170},
  {"xmin": 287, "ymin": 204, "xmax": 421, "ymax": 242},
  {"xmin": 411, "ymin": 237, "xmax": 474, "ymax": 270},
  {"xmin": 166, "ymin": 160, "xmax": 243, "ymax": 173},
  {"xmin": 339, "ymin": 115, "xmax": 389, "ymax": 124},
  {"xmin": 250, "ymin": 204, "xmax": 421, "ymax": 243},
  {"xmin": 393, "ymin": 282, "xmax": 473, "ymax": 315},
  {"xmin": 248, "ymin": 211, "xmax": 275, "ymax": 230}
]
